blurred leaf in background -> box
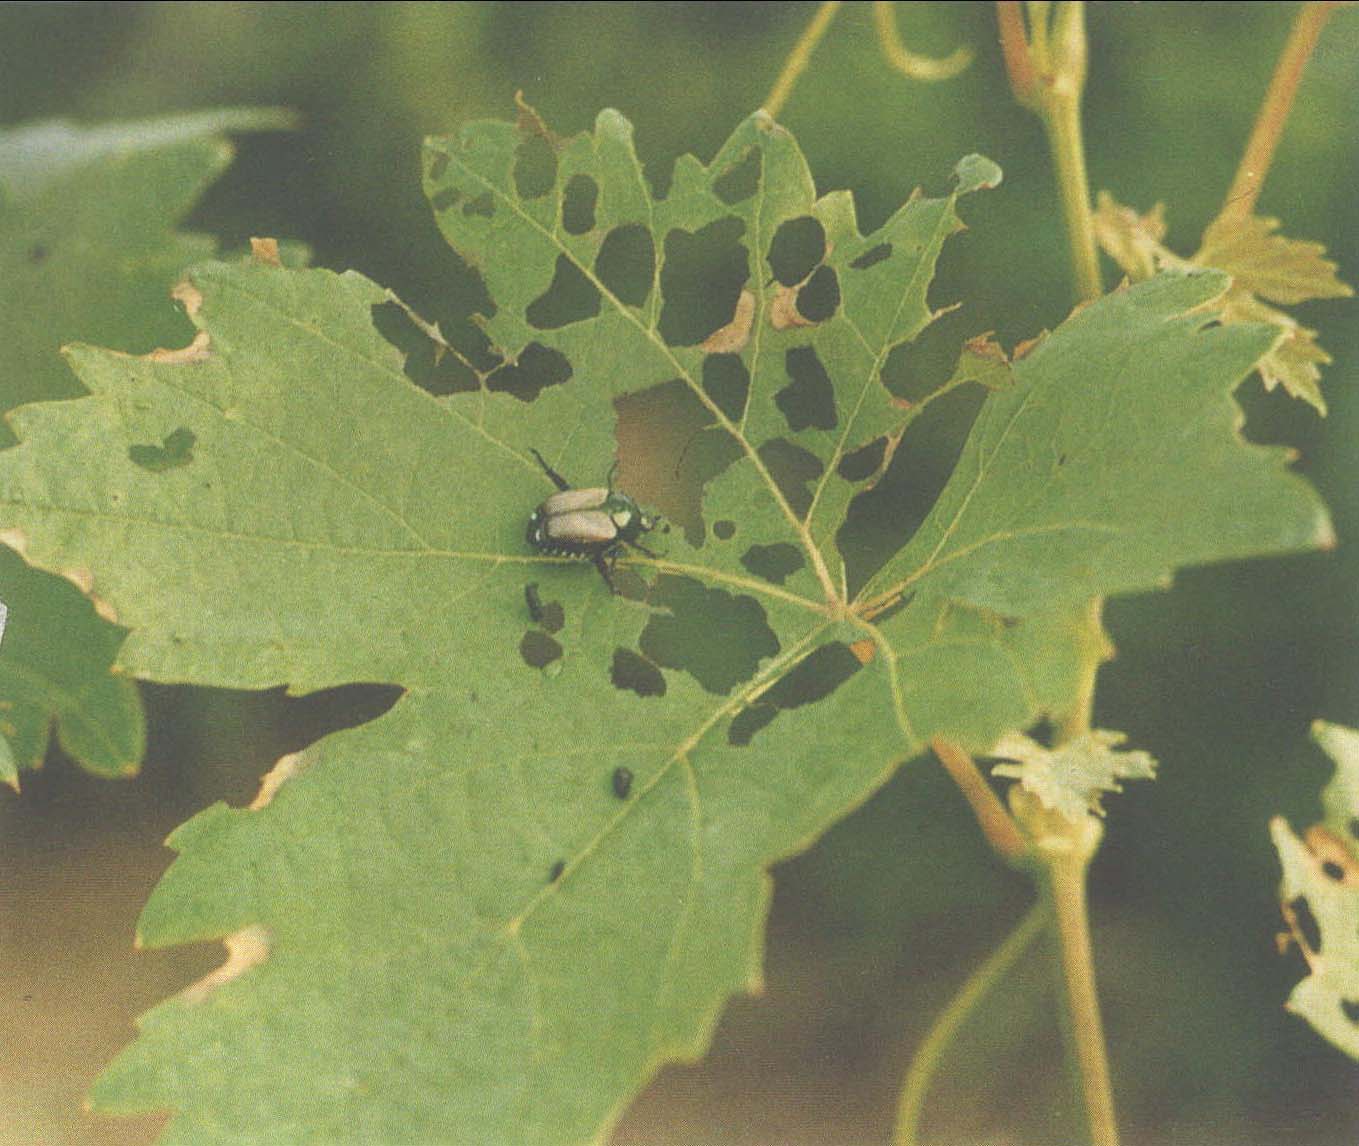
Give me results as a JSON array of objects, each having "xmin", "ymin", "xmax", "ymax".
[{"xmin": 0, "ymin": 110, "xmax": 290, "ymax": 784}]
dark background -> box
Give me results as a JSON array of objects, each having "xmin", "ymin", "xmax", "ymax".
[{"xmin": 2, "ymin": 4, "xmax": 1356, "ymax": 1143}]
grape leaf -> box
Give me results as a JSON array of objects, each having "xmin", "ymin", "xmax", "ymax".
[
  {"xmin": 1271, "ymin": 722, "xmax": 1359, "ymax": 1059},
  {"xmin": 0, "ymin": 109, "xmax": 291, "ymax": 779},
  {"xmin": 1093, "ymin": 192, "xmax": 1353, "ymax": 414},
  {"xmin": 0, "ymin": 109, "xmax": 1330, "ymax": 1142}
]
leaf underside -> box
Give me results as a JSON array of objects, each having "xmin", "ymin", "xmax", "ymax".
[
  {"xmin": 0, "ymin": 110, "xmax": 290, "ymax": 779},
  {"xmin": 0, "ymin": 109, "xmax": 1329, "ymax": 1142}
]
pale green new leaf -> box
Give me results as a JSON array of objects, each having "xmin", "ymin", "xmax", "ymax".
[
  {"xmin": 1093, "ymin": 192, "xmax": 1353, "ymax": 414},
  {"xmin": 0, "ymin": 109, "xmax": 289, "ymax": 778},
  {"xmin": 1272, "ymin": 722, "xmax": 1359, "ymax": 1059},
  {"xmin": 0, "ymin": 109, "xmax": 1331, "ymax": 1142},
  {"xmin": 992, "ymin": 730, "xmax": 1156, "ymax": 823}
]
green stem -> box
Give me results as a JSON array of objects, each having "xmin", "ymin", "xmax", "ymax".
[
  {"xmin": 1043, "ymin": 85, "xmax": 1102, "ymax": 304},
  {"xmin": 1041, "ymin": 3, "xmax": 1101, "ymax": 303},
  {"xmin": 931, "ymin": 738, "xmax": 1028, "ymax": 865},
  {"xmin": 894, "ymin": 906, "xmax": 1048, "ymax": 1146},
  {"xmin": 1222, "ymin": 1, "xmax": 1339, "ymax": 219},
  {"xmin": 1043, "ymin": 848, "xmax": 1119, "ymax": 1146},
  {"xmin": 994, "ymin": 11, "xmax": 1117, "ymax": 1145},
  {"xmin": 763, "ymin": 2, "xmax": 843, "ymax": 119}
]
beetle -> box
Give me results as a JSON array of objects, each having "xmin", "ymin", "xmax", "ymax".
[{"xmin": 526, "ymin": 448, "xmax": 664, "ymax": 592}]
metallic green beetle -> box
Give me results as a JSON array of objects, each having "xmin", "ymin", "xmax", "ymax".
[{"xmin": 526, "ymin": 448, "xmax": 663, "ymax": 592}]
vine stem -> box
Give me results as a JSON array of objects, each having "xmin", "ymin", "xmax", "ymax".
[
  {"xmin": 992, "ymin": 9, "xmax": 1119, "ymax": 1146},
  {"xmin": 763, "ymin": 2, "xmax": 842, "ymax": 119},
  {"xmin": 894, "ymin": 905, "xmax": 1048, "ymax": 1146},
  {"xmin": 930, "ymin": 738, "xmax": 1027, "ymax": 864},
  {"xmin": 1043, "ymin": 846, "xmax": 1117, "ymax": 1146},
  {"xmin": 1221, "ymin": 2, "xmax": 1341, "ymax": 220}
]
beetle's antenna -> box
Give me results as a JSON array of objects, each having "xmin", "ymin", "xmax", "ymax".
[
  {"xmin": 605, "ymin": 458, "xmax": 619, "ymax": 491},
  {"xmin": 529, "ymin": 447, "xmax": 571, "ymax": 491}
]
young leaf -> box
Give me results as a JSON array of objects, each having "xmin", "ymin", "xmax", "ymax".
[
  {"xmin": 1271, "ymin": 722, "xmax": 1359, "ymax": 1059},
  {"xmin": 0, "ymin": 109, "xmax": 289, "ymax": 779},
  {"xmin": 0, "ymin": 110, "xmax": 1331, "ymax": 1142},
  {"xmin": 1093, "ymin": 192, "xmax": 1353, "ymax": 414},
  {"xmin": 991, "ymin": 729, "xmax": 1156, "ymax": 823}
]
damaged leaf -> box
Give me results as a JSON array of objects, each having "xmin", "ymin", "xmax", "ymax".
[
  {"xmin": 1272, "ymin": 722, "xmax": 1359, "ymax": 1060},
  {"xmin": 0, "ymin": 109, "xmax": 288, "ymax": 780},
  {"xmin": 0, "ymin": 108, "xmax": 1331, "ymax": 1143}
]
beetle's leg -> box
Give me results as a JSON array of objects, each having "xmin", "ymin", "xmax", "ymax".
[
  {"xmin": 626, "ymin": 540, "xmax": 659, "ymax": 559},
  {"xmin": 592, "ymin": 552, "xmax": 619, "ymax": 594},
  {"xmin": 529, "ymin": 447, "xmax": 571, "ymax": 492}
]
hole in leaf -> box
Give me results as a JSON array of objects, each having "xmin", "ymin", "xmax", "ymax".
[
  {"xmin": 370, "ymin": 302, "xmax": 477, "ymax": 396},
  {"xmin": 1323, "ymin": 860, "xmax": 1346, "ymax": 882},
  {"xmin": 796, "ymin": 265, "xmax": 840, "ymax": 323},
  {"xmin": 429, "ymin": 187, "xmax": 461, "ymax": 213},
  {"xmin": 757, "ymin": 438, "xmax": 823, "ymax": 518},
  {"xmin": 562, "ymin": 174, "xmax": 598, "ymax": 235},
  {"xmin": 777, "ymin": 346, "xmax": 838, "ymax": 432},
  {"xmin": 514, "ymin": 133, "xmax": 557, "ymax": 199},
  {"xmin": 612, "ymin": 766, "xmax": 634, "ymax": 799},
  {"xmin": 28, "ymin": 243, "xmax": 50, "ymax": 264},
  {"xmin": 548, "ymin": 859, "xmax": 566, "ymax": 883},
  {"xmin": 659, "ymin": 217, "xmax": 748, "ymax": 347},
  {"xmin": 728, "ymin": 642, "xmax": 863, "ymax": 746},
  {"xmin": 523, "ymin": 584, "xmax": 565, "ymax": 633},
  {"xmin": 426, "ymin": 151, "xmax": 450, "ymax": 182},
  {"xmin": 850, "ymin": 243, "xmax": 892, "ymax": 271},
  {"xmin": 488, "ymin": 343, "xmax": 572, "ymax": 402},
  {"xmin": 462, "ymin": 192, "xmax": 495, "ymax": 219},
  {"xmin": 1290, "ymin": 895, "xmax": 1321, "ymax": 954},
  {"xmin": 640, "ymin": 576, "xmax": 778, "ymax": 695},
  {"xmin": 838, "ymin": 437, "xmax": 886, "ymax": 483},
  {"xmin": 527, "ymin": 255, "xmax": 602, "ymax": 329},
  {"xmin": 611, "ymin": 647, "xmax": 666, "ymax": 698},
  {"xmin": 1350, "ymin": 817, "xmax": 1359, "ymax": 841},
  {"xmin": 839, "ymin": 384, "xmax": 984, "ymax": 597},
  {"xmin": 768, "ymin": 216, "xmax": 825, "ymax": 286},
  {"xmin": 868, "ymin": 590, "xmax": 915, "ymax": 628},
  {"xmin": 713, "ymin": 147, "xmax": 761, "ymax": 205},
  {"xmin": 1342, "ymin": 1000, "xmax": 1359, "ymax": 1025},
  {"xmin": 613, "ymin": 567, "xmax": 651, "ymax": 601},
  {"xmin": 882, "ymin": 311, "xmax": 970, "ymax": 403},
  {"xmin": 596, "ymin": 224, "xmax": 656, "ymax": 308},
  {"xmin": 129, "ymin": 427, "xmax": 196, "ymax": 473},
  {"xmin": 540, "ymin": 603, "xmax": 565, "ymax": 633},
  {"xmin": 740, "ymin": 543, "xmax": 804, "ymax": 585},
  {"xmin": 520, "ymin": 629, "xmax": 563, "ymax": 670},
  {"xmin": 712, "ymin": 520, "xmax": 737, "ymax": 541},
  {"xmin": 702, "ymin": 354, "xmax": 750, "ymax": 421},
  {"xmin": 615, "ymin": 379, "xmax": 741, "ymax": 545}
]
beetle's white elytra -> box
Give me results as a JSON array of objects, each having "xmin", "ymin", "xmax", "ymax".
[
  {"xmin": 544, "ymin": 510, "xmax": 618, "ymax": 544},
  {"xmin": 541, "ymin": 487, "xmax": 610, "ymax": 515}
]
